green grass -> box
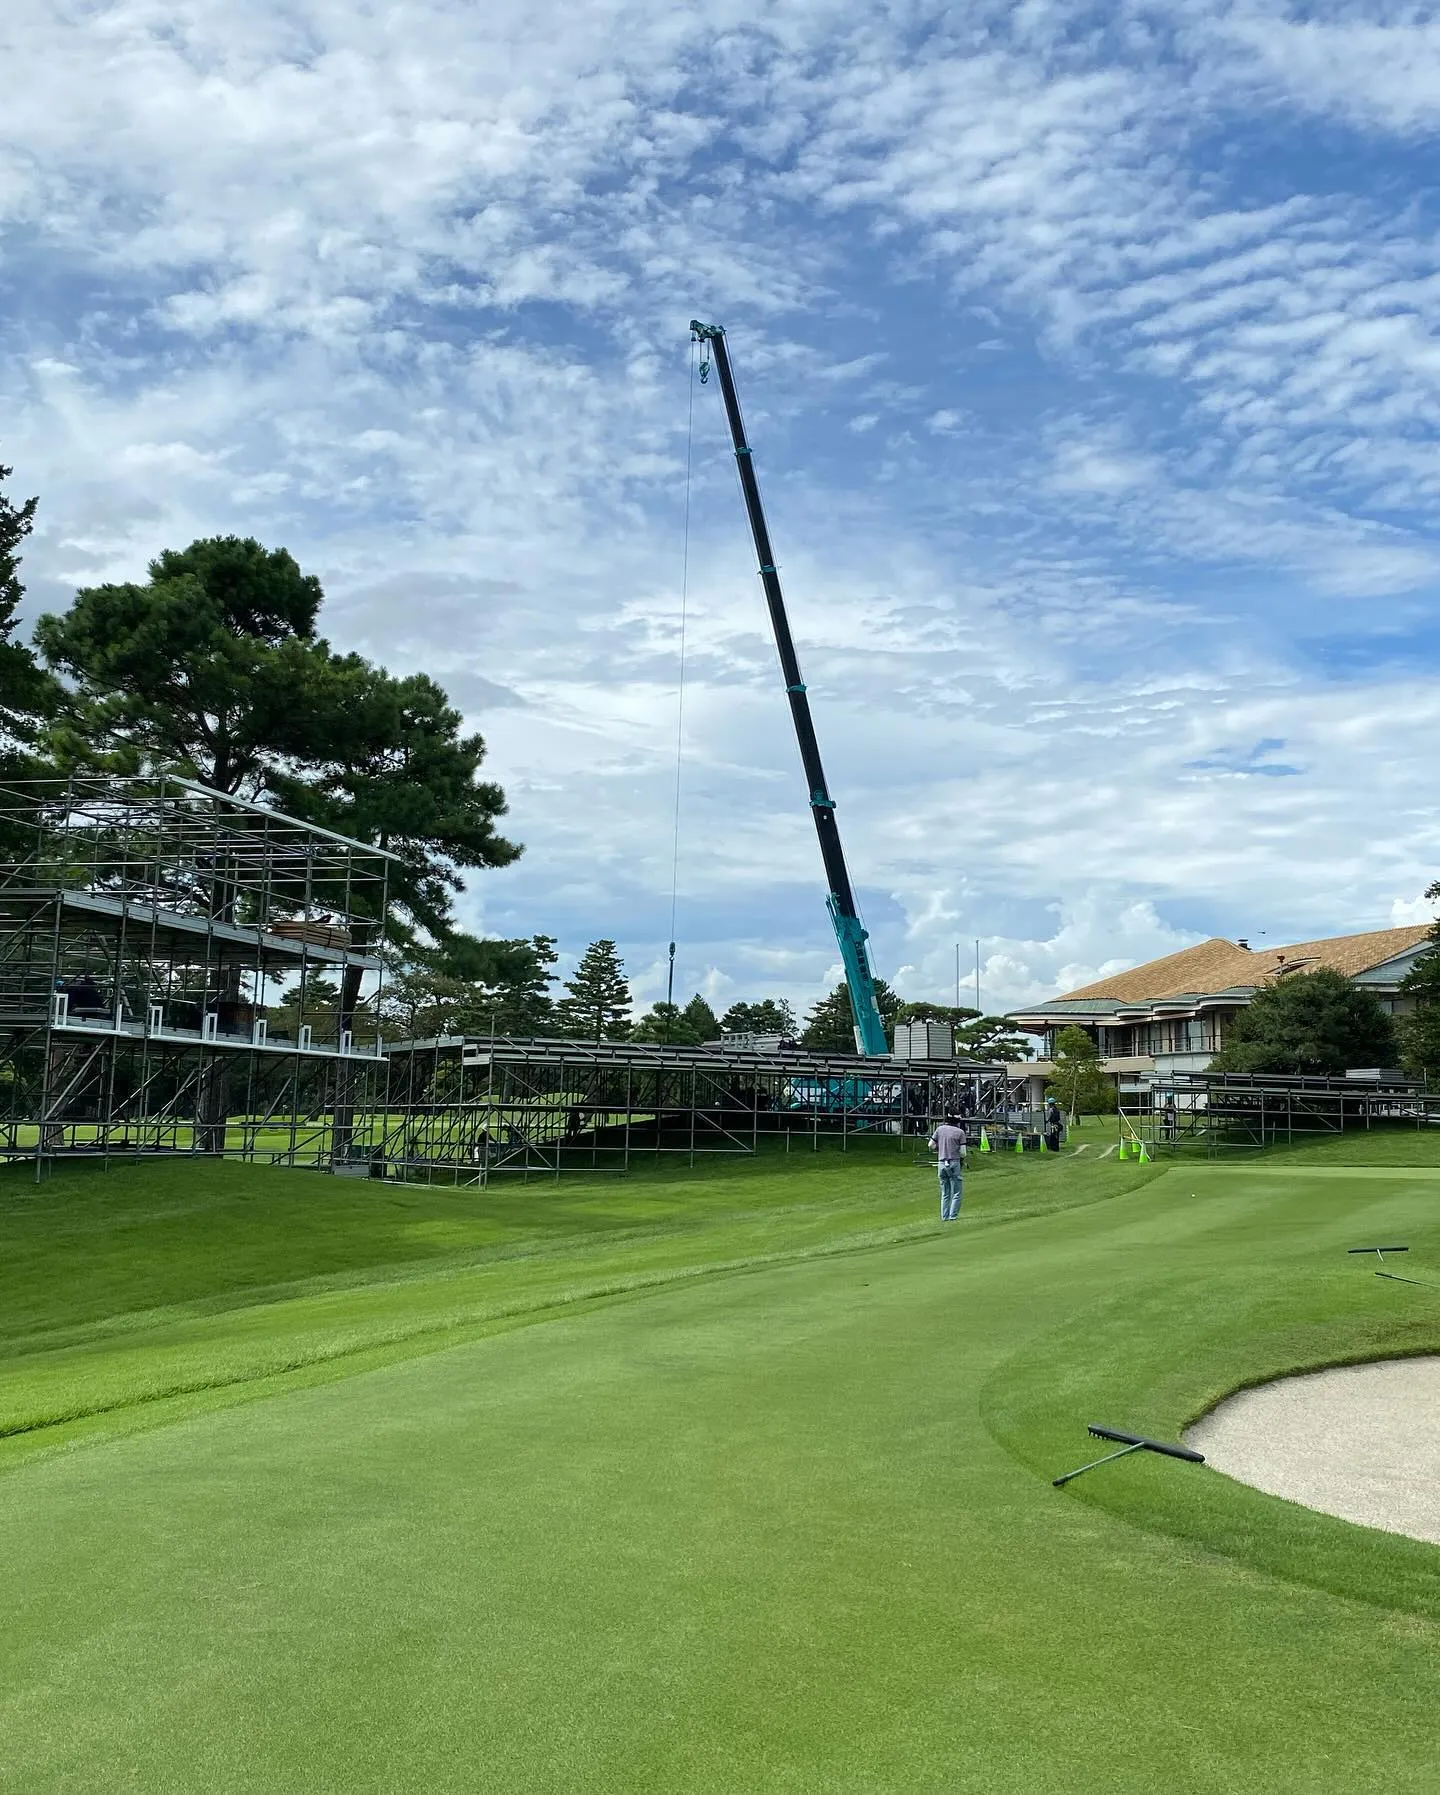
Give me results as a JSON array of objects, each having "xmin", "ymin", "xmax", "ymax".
[{"xmin": 2, "ymin": 1126, "xmax": 1440, "ymax": 1791}]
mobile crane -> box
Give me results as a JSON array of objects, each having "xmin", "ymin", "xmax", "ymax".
[{"xmin": 690, "ymin": 321, "xmax": 889, "ymax": 1056}]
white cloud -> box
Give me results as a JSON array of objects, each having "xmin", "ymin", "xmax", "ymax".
[
  {"xmin": 1202, "ymin": 6, "xmax": 1440, "ymax": 136},
  {"xmin": 1391, "ymin": 894, "xmax": 1435, "ymax": 928}
]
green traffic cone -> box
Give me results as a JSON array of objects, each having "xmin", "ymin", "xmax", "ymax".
[
  {"xmin": 1014, "ymin": 1133, "xmax": 1025, "ymax": 1154},
  {"xmin": 1039, "ymin": 1133, "xmax": 1049, "ymax": 1152},
  {"xmin": 979, "ymin": 1128, "xmax": 990, "ymax": 1153},
  {"xmin": 1117, "ymin": 1138, "xmax": 1128, "ymax": 1160},
  {"xmin": 1138, "ymin": 1142, "xmax": 1151, "ymax": 1164}
]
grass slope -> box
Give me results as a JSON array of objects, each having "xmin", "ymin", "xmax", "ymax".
[{"xmin": 2, "ymin": 1131, "xmax": 1439, "ymax": 1791}]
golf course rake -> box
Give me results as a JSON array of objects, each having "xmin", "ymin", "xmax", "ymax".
[
  {"xmin": 1347, "ymin": 1245, "xmax": 1431, "ymax": 1287},
  {"xmin": 1053, "ymin": 1424, "xmax": 1205, "ymax": 1488}
]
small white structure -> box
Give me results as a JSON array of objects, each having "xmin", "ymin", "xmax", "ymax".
[
  {"xmin": 892, "ymin": 1020, "xmax": 955, "ymax": 1061},
  {"xmin": 715, "ymin": 1031, "xmax": 793, "ymax": 1053}
]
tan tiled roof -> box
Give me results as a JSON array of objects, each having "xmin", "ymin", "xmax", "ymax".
[{"xmin": 1058, "ymin": 924, "xmax": 1432, "ymax": 1004}]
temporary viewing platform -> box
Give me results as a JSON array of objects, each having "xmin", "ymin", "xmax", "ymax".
[
  {"xmin": 374, "ymin": 1034, "xmax": 1027, "ymax": 1184},
  {"xmin": 0, "ymin": 775, "xmax": 397, "ymax": 1169},
  {"xmin": 1119, "ymin": 1067, "xmax": 1440, "ymax": 1153},
  {"xmin": 0, "ymin": 777, "xmax": 1045, "ymax": 1183}
]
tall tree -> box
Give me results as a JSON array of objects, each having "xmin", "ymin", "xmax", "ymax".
[
  {"xmin": 37, "ymin": 537, "xmax": 330, "ymax": 792},
  {"xmin": 801, "ymin": 979, "xmax": 900, "ymax": 1053},
  {"xmin": 558, "ymin": 940, "xmax": 631, "ymax": 1041},
  {"xmin": 1397, "ymin": 912, "xmax": 1440, "ymax": 1078},
  {"xmin": 630, "ymin": 1002, "xmax": 702, "ymax": 1046},
  {"xmin": 893, "ymin": 1002, "xmax": 980, "ymax": 1027},
  {"xmin": 956, "ymin": 1015, "xmax": 1033, "ymax": 1062},
  {"xmin": 437, "ymin": 933, "xmax": 558, "ymax": 1036},
  {"xmin": 0, "ymin": 463, "xmax": 59, "ymax": 761},
  {"xmin": 36, "ymin": 537, "xmax": 520, "ymax": 988},
  {"xmin": 1398, "ymin": 993, "xmax": 1440, "ymax": 1081},
  {"xmin": 270, "ymin": 667, "xmax": 519, "ymax": 948},
  {"xmin": 1047, "ymin": 1025, "xmax": 1114, "ymax": 1117},
  {"xmin": 377, "ymin": 935, "xmax": 558, "ymax": 1041},
  {"xmin": 721, "ymin": 998, "xmax": 798, "ymax": 1037},
  {"xmin": 681, "ymin": 994, "xmax": 720, "ymax": 1041},
  {"xmin": 1209, "ymin": 968, "xmax": 1398, "ymax": 1076}
]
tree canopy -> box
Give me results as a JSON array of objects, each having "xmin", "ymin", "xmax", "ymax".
[
  {"xmin": 681, "ymin": 994, "xmax": 719, "ymax": 1041},
  {"xmin": 720, "ymin": 998, "xmax": 798, "ymax": 1037},
  {"xmin": 270, "ymin": 668, "xmax": 519, "ymax": 946},
  {"xmin": 36, "ymin": 535, "xmax": 519, "ymax": 952},
  {"xmin": 893, "ymin": 1002, "xmax": 979, "ymax": 1027},
  {"xmin": 888, "ymin": 1001, "xmax": 1029, "ymax": 1061},
  {"xmin": 956, "ymin": 1015, "xmax": 1034, "ymax": 1062},
  {"xmin": 1398, "ymin": 918, "xmax": 1440, "ymax": 1077},
  {"xmin": 1047, "ymin": 1025, "xmax": 1115, "ymax": 1117},
  {"xmin": 379, "ymin": 936, "xmax": 558, "ymax": 1040},
  {"xmin": 37, "ymin": 537, "xmax": 329, "ymax": 793},
  {"xmin": 1209, "ymin": 968, "xmax": 1398, "ymax": 1076},
  {"xmin": 801, "ymin": 979, "xmax": 900, "ymax": 1053},
  {"xmin": 630, "ymin": 1002, "xmax": 702, "ymax": 1046},
  {"xmin": 558, "ymin": 940, "xmax": 632, "ymax": 1041},
  {"xmin": 0, "ymin": 464, "xmax": 58, "ymax": 762},
  {"xmin": 631, "ymin": 993, "xmax": 719, "ymax": 1046}
]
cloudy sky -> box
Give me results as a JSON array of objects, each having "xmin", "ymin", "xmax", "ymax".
[{"xmin": 4, "ymin": 0, "xmax": 1440, "ymax": 1020}]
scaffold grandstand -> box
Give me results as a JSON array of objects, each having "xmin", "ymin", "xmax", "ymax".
[
  {"xmin": 0, "ymin": 775, "xmax": 1046, "ymax": 1183},
  {"xmin": 372, "ymin": 1035, "xmax": 1034, "ymax": 1185},
  {"xmin": 1119, "ymin": 1067, "xmax": 1440, "ymax": 1155},
  {"xmin": 0, "ymin": 775, "xmax": 393, "ymax": 1173}
]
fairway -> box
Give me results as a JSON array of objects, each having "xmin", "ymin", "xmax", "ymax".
[{"xmin": 4, "ymin": 1136, "xmax": 1440, "ymax": 1791}]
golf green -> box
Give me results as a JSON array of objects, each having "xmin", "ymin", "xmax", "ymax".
[{"xmin": 3, "ymin": 1136, "xmax": 1439, "ymax": 1791}]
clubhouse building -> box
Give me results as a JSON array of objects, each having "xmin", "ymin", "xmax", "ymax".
[{"xmin": 1007, "ymin": 925, "xmax": 1432, "ymax": 1081}]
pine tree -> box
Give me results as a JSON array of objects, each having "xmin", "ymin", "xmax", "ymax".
[
  {"xmin": 558, "ymin": 940, "xmax": 631, "ymax": 1041},
  {"xmin": 630, "ymin": 1001, "xmax": 701, "ymax": 1045},
  {"xmin": 800, "ymin": 980, "xmax": 900, "ymax": 1053},
  {"xmin": 0, "ymin": 464, "xmax": 58, "ymax": 760},
  {"xmin": 681, "ymin": 994, "xmax": 719, "ymax": 1041},
  {"xmin": 1395, "ymin": 943, "xmax": 1440, "ymax": 1079},
  {"xmin": 35, "ymin": 535, "xmax": 519, "ymax": 960},
  {"xmin": 1047, "ymin": 1025, "xmax": 1114, "ymax": 1118},
  {"xmin": 721, "ymin": 998, "xmax": 798, "ymax": 1037},
  {"xmin": 955, "ymin": 1015, "xmax": 1033, "ymax": 1062},
  {"xmin": 378, "ymin": 935, "xmax": 558, "ymax": 1040}
]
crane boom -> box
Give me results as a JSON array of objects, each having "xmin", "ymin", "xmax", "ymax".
[{"xmin": 690, "ymin": 320, "xmax": 889, "ymax": 1057}]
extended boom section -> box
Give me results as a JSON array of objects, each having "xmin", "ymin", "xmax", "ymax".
[{"xmin": 691, "ymin": 321, "xmax": 888, "ymax": 1056}]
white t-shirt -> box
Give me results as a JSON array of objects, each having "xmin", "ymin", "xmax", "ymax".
[{"xmin": 928, "ymin": 1123, "xmax": 968, "ymax": 1163}]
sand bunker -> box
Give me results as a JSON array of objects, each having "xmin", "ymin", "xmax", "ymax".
[{"xmin": 1187, "ymin": 1358, "xmax": 1440, "ymax": 1546}]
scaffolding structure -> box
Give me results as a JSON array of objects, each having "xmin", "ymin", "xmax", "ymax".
[
  {"xmin": 1120, "ymin": 1068, "xmax": 1440, "ymax": 1154},
  {"xmin": 0, "ymin": 775, "xmax": 395, "ymax": 1173},
  {"xmin": 373, "ymin": 1036, "xmax": 1031, "ymax": 1184},
  {"xmin": 0, "ymin": 775, "xmax": 1048, "ymax": 1186}
]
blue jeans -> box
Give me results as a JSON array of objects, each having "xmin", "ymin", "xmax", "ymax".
[{"xmin": 939, "ymin": 1161, "xmax": 964, "ymax": 1220}]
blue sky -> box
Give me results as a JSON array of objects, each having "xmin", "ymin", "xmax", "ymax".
[{"xmin": 4, "ymin": 0, "xmax": 1440, "ymax": 1018}]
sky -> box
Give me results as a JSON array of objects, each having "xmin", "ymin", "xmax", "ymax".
[{"xmin": 3, "ymin": 0, "xmax": 1440, "ymax": 1023}]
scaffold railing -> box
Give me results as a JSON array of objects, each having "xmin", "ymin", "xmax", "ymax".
[
  {"xmin": 371, "ymin": 1035, "xmax": 1032, "ymax": 1185},
  {"xmin": 0, "ymin": 775, "xmax": 397, "ymax": 1174},
  {"xmin": 1118, "ymin": 1068, "xmax": 1440, "ymax": 1155}
]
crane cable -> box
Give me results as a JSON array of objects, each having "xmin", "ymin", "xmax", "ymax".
[{"xmin": 665, "ymin": 337, "xmax": 697, "ymax": 1026}]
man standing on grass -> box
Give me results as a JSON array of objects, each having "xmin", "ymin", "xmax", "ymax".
[{"xmin": 928, "ymin": 1112, "xmax": 968, "ymax": 1221}]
